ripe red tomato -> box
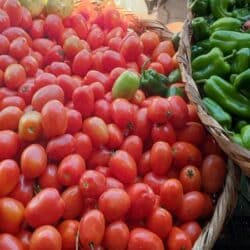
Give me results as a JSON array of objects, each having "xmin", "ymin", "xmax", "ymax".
[
  {"xmin": 201, "ymin": 194, "xmax": 214, "ymax": 219},
  {"xmin": 70, "ymin": 14, "xmax": 88, "ymax": 39},
  {"xmin": 179, "ymin": 166, "xmax": 202, "ymax": 193},
  {"xmin": 57, "ymin": 220, "xmax": 79, "ymax": 250},
  {"xmin": 25, "ymin": 188, "xmax": 65, "ymax": 228},
  {"xmin": 72, "ymin": 49, "xmax": 92, "ymax": 76},
  {"xmin": 79, "ymin": 209, "xmax": 105, "ymax": 249},
  {"xmin": 74, "ymin": 132, "xmax": 93, "ymax": 160},
  {"xmin": 46, "ymin": 62, "xmax": 71, "ymax": 76},
  {"xmin": 9, "ymin": 37, "xmax": 29, "ymax": 60},
  {"xmin": 160, "ymin": 179, "xmax": 183, "ymax": 215},
  {"xmin": 29, "ymin": 19, "xmax": 45, "ymax": 39},
  {"xmin": 44, "ymin": 45, "xmax": 64, "ymax": 65},
  {"xmin": 20, "ymin": 56, "xmax": 39, "ymax": 77},
  {"xmin": 63, "ymin": 35, "xmax": 84, "ymax": 59},
  {"xmin": 147, "ymin": 62, "xmax": 165, "ymax": 74},
  {"xmin": 58, "ymin": 154, "xmax": 86, "ymax": 186},
  {"xmin": 166, "ymin": 227, "xmax": 192, "ymax": 250},
  {"xmin": 0, "ymin": 9, "xmax": 10, "ymax": 33},
  {"xmin": 0, "ymin": 234, "xmax": 23, "ymax": 250},
  {"xmin": 156, "ymin": 53, "xmax": 174, "ymax": 74},
  {"xmin": 44, "ymin": 14, "xmax": 64, "ymax": 41},
  {"xmin": 3, "ymin": 0, "xmax": 22, "ymax": 26},
  {"xmin": 19, "ymin": 6, "xmax": 32, "ymax": 31},
  {"xmin": 0, "ymin": 55, "xmax": 17, "ymax": 71},
  {"xmin": 102, "ymin": 50, "xmax": 126, "ymax": 72},
  {"xmin": 128, "ymin": 228, "xmax": 164, "ymax": 250},
  {"xmin": 61, "ymin": 186, "xmax": 84, "ymax": 220},
  {"xmin": 0, "ymin": 106, "xmax": 23, "ymax": 130},
  {"xmin": 17, "ymin": 229, "xmax": 31, "ymax": 250},
  {"xmin": 0, "ymin": 34, "xmax": 9, "ymax": 55},
  {"xmin": 29, "ymin": 225, "xmax": 62, "ymax": 250},
  {"xmin": 87, "ymin": 27, "xmax": 105, "ymax": 50},
  {"xmin": 94, "ymin": 99, "xmax": 112, "ymax": 123},
  {"xmin": 21, "ymin": 144, "xmax": 47, "ymax": 179},
  {"xmin": 0, "ymin": 130, "xmax": 19, "ymax": 160},
  {"xmin": 34, "ymin": 72, "xmax": 56, "ymax": 90},
  {"xmin": 151, "ymin": 122, "xmax": 176, "ymax": 145},
  {"xmin": 98, "ymin": 188, "xmax": 131, "ymax": 222},
  {"xmin": 106, "ymin": 177, "xmax": 124, "ymax": 189},
  {"xmin": 87, "ymin": 148, "xmax": 111, "ymax": 169},
  {"xmin": 59, "ymin": 28, "xmax": 77, "ymax": 45},
  {"xmin": 138, "ymin": 151, "xmax": 151, "ymax": 176},
  {"xmin": 0, "ymin": 197, "xmax": 24, "ymax": 234},
  {"xmin": 109, "ymin": 150, "xmax": 137, "ymax": 184},
  {"xmin": 201, "ymin": 154, "xmax": 227, "ymax": 193},
  {"xmin": 66, "ymin": 109, "xmax": 82, "ymax": 134},
  {"xmin": 172, "ymin": 142, "xmax": 202, "ymax": 169},
  {"xmin": 41, "ymin": 100, "xmax": 68, "ymax": 138},
  {"xmin": 79, "ymin": 170, "xmax": 106, "ymax": 199},
  {"xmin": 146, "ymin": 207, "xmax": 173, "ymax": 238},
  {"xmin": 180, "ymin": 222, "xmax": 202, "ymax": 245},
  {"xmin": 0, "ymin": 95, "xmax": 25, "ymax": 110},
  {"xmin": 32, "ymin": 38, "xmax": 55, "ymax": 55},
  {"xmin": 106, "ymin": 123, "xmax": 124, "ymax": 149},
  {"xmin": 152, "ymin": 40, "xmax": 176, "ymax": 59},
  {"xmin": 202, "ymin": 135, "xmax": 222, "ymax": 156},
  {"xmin": 143, "ymin": 172, "xmax": 166, "ymax": 195},
  {"xmin": 108, "ymin": 36, "xmax": 122, "ymax": 51},
  {"xmin": 178, "ymin": 191, "xmax": 205, "ymax": 222},
  {"xmin": 140, "ymin": 31, "xmax": 160, "ymax": 55},
  {"xmin": 104, "ymin": 221, "xmax": 129, "ymax": 250},
  {"xmin": 2, "ymin": 27, "xmax": 32, "ymax": 46}
]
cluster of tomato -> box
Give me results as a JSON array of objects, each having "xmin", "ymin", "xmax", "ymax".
[{"xmin": 0, "ymin": 0, "xmax": 227, "ymax": 249}]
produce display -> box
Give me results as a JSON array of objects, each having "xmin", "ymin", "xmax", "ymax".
[
  {"xmin": 0, "ymin": 0, "xmax": 228, "ymax": 249},
  {"xmin": 190, "ymin": 0, "xmax": 250, "ymax": 149}
]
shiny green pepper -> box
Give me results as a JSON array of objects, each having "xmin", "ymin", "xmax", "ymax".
[
  {"xmin": 189, "ymin": 0, "xmax": 209, "ymax": 16},
  {"xmin": 209, "ymin": 0, "xmax": 233, "ymax": 18},
  {"xmin": 231, "ymin": 48, "xmax": 250, "ymax": 74},
  {"xmin": 230, "ymin": 133, "xmax": 243, "ymax": 146},
  {"xmin": 112, "ymin": 70, "xmax": 140, "ymax": 100},
  {"xmin": 168, "ymin": 69, "xmax": 181, "ymax": 83},
  {"xmin": 192, "ymin": 17, "xmax": 210, "ymax": 42},
  {"xmin": 241, "ymin": 125, "xmax": 250, "ymax": 149},
  {"xmin": 234, "ymin": 69, "xmax": 250, "ymax": 98},
  {"xmin": 209, "ymin": 17, "xmax": 242, "ymax": 33}
]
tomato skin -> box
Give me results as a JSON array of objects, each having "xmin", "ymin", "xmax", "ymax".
[
  {"xmin": 60, "ymin": 28, "xmax": 77, "ymax": 46},
  {"xmin": 140, "ymin": 31, "xmax": 160, "ymax": 55},
  {"xmin": 160, "ymin": 179, "xmax": 184, "ymax": 215},
  {"xmin": 0, "ymin": 106, "xmax": 23, "ymax": 130},
  {"xmin": 94, "ymin": 99, "xmax": 112, "ymax": 123},
  {"xmin": 180, "ymin": 222, "xmax": 202, "ymax": 245},
  {"xmin": 147, "ymin": 62, "xmax": 165, "ymax": 74},
  {"xmin": 166, "ymin": 227, "xmax": 192, "ymax": 250},
  {"xmin": 66, "ymin": 109, "xmax": 82, "ymax": 134},
  {"xmin": 61, "ymin": 186, "xmax": 84, "ymax": 220},
  {"xmin": 46, "ymin": 134, "xmax": 76, "ymax": 161},
  {"xmin": 106, "ymin": 176, "xmax": 124, "ymax": 189},
  {"xmin": 29, "ymin": 225, "xmax": 62, "ymax": 250},
  {"xmin": 72, "ymin": 86, "xmax": 94, "ymax": 118},
  {"xmin": 25, "ymin": 188, "xmax": 65, "ymax": 228},
  {"xmin": 44, "ymin": 14, "xmax": 64, "ymax": 41},
  {"xmin": 151, "ymin": 122, "xmax": 176, "ymax": 145},
  {"xmin": 63, "ymin": 35, "xmax": 84, "ymax": 59},
  {"xmin": 104, "ymin": 221, "xmax": 129, "ymax": 250},
  {"xmin": 98, "ymin": 188, "xmax": 131, "ymax": 222},
  {"xmin": 146, "ymin": 207, "xmax": 173, "ymax": 238},
  {"xmin": 143, "ymin": 172, "xmax": 166, "ymax": 195},
  {"xmin": 9, "ymin": 175, "xmax": 33, "ymax": 206},
  {"xmin": 20, "ymin": 55, "xmax": 38, "ymax": 77},
  {"xmin": 74, "ymin": 132, "xmax": 93, "ymax": 160},
  {"xmin": 0, "ymin": 234, "xmax": 23, "ymax": 250},
  {"xmin": 109, "ymin": 150, "xmax": 137, "ymax": 184},
  {"xmin": 41, "ymin": 100, "xmax": 68, "ymax": 139},
  {"xmin": 87, "ymin": 27, "xmax": 105, "ymax": 50},
  {"xmin": 30, "ymin": 19, "xmax": 45, "ymax": 39},
  {"xmin": 0, "ymin": 34, "xmax": 9, "ymax": 55},
  {"xmin": 201, "ymin": 154, "xmax": 227, "ymax": 194},
  {"xmin": 79, "ymin": 209, "xmax": 105, "ymax": 249},
  {"xmin": 102, "ymin": 50, "xmax": 126, "ymax": 72},
  {"xmin": 46, "ymin": 61, "xmax": 71, "ymax": 76},
  {"xmin": 17, "ymin": 229, "xmax": 31, "ymax": 250},
  {"xmin": 201, "ymin": 194, "xmax": 214, "ymax": 219},
  {"xmin": 0, "ymin": 9, "xmax": 10, "ymax": 33},
  {"xmin": 179, "ymin": 166, "xmax": 202, "ymax": 193},
  {"xmin": 106, "ymin": 123, "xmax": 124, "ymax": 149},
  {"xmin": 4, "ymin": 64, "xmax": 26, "ymax": 90},
  {"xmin": 0, "ymin": 130, "xmax": 19, "ymax": 160},
  {"xmin": 0, "ymin": 95, "xmax": 25, "ymax": 110},
  {"xmin": 57, "ymin": 220, "xmax": 79, "ymax": 250},
  {"xmin": 172, "ymin": 142, "xmax": 202, "ymax": 169},
  {"xmin": 138, "ymin": 151, "xmax": 151, "ymax": 177},
  {"xmin": 152, "ymin": 40, "xmax": 176, "ymax": 59},
  {"xmin": 72, "ymin": 49, "xmax": 92, "ymax": 77},
  {"xmin": 156, "ymin": 53, "xmax": 174, "ymax": 74},
  {"xmin": 128, "ymin": 228, "xmax": 164, "ymax": 250},
  {"xmin": 21, "ymin": 144, "xmax": 47, "ymax": 179},
  {"xmin": 9, "ymin": 37, "xmax": 29, "ymax": 60},
  {"xmin": 79, "ymin": 170, "xmax": 106, "ymax": 199},
  {"xmin": 70, "ymin": 14, "xmax": 88, "ymax": 39},
  {"xmin": 3, "ymin": 0, "xmax": 22, "ymax": 26},
  {"xmin": 19, "ymin": 6, "xmax": 32, "ymax": 30},
  {"xmin": 0, "ymin": 197, "xmax": 23, "ymax": 235},
  {"xmin": 87, "ymin": 148, "xmax": 111, "ymax": 169}
]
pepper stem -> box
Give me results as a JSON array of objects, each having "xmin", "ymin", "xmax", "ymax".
[{"xmin": 223, "ymin": 50, "xmax": 237, "ymax": 61}]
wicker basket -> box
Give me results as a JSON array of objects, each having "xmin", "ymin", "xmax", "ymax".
[{"xmin": 74, "ymin": 1, "xmax": 240, "ymax": 249}]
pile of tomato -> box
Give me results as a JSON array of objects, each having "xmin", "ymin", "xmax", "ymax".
[{"xmin": 0, "ymin": 0, "xmax": 227, "ymax": 249}]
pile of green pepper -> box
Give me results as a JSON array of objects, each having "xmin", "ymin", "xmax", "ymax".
[{"xmin": 189, "ymin": 0, "xmax": 250, "ymax": 149}]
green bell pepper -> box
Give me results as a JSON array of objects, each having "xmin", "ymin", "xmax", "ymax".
[
  {"xmin": 210, "ymin": 31, "xmax": 250, "ymax": 55},
  {"xmin": 232, "ymin": 7, "xmax": 250, "ymax": 21},
  {"xmin": 112, "ymin": 70, "xmax": 140, "ymax": 100},
  {"xmin": 202, "ymin": 97, "xmax": 232, "ymax": 129},
  {"xmin": 209, "ymin": 0, "xmax": 233, "ymax": 18},
  {"xmin": 234, "ymin": 120, "xmax": 248, "ymax": 132},
  {"xmin": 168, "ymin": 69, "xmax": 181, "ymax": 83},
  {"xmin": 191, "ymin": 45, "xmax": 206, "ymax": 60},
  {"xmin": 209, "ymin": 17, "xmax": 242, "ymax": 33},
  {"xmin": 241, "ymin": 125, "xmax": 250, "ymax": 149},
  {"xmin": 192, "ymin": 17, "xmax": 210, "ymax": 42},
  {"xmin": 234, "ymin": 69, "xmax": 250, "ymax": 98},
  {"xmin": 231, "ymin": 48, "xmax": 250, "ymax": 74},
  {"xmin": 230, "ymin": 133, "xmax": 243, "ymax": 146},
  {"xmin": 140, "ymin": 69, "xmax": 168, "ymax": 96},
  {"xmin": 192, "ymin": 48, "xmax": 231, "ymax": 81},
  {"xmin": 189, "ymin": 0, "xmax": 210, "ymax": 17},
  {"xmin": 204, "ymin": 76, "xmax": 250, "ymax": 119}
]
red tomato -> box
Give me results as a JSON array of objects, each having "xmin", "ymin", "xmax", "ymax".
[
  {"xmin": 89, "ymin": 82, "xmax": 105, "ymax": 100},
  {"xmin": 146, "ymin": 207, "xmax": 172, "ymax": 238},
  {"xmin": 57, "ymin": 220, "xmax": 79, "ymax": 250},
  {"xmin": 94, "ymin": 99, "xmax": 112, "ymax": 123},
  {"xmin": 0, "ymin": 34, "xmax": 9, "ymax": 54},
  {"xmin": 4, "ymin": 64, "xmax": 26, "ymax": 90},
  {"xmin": 41, "ymin": 100, "xmax": 68, "ymax": 138},
  {"xmin": 187, "ymin": 104, "xmax": 199, "ymax": 122},
  {"xmin": 32, "ymin": 38, "xmax": 55, "ymax": 55},
  {"xmin": 79, "ymin": 209, "xmax": 105, "ymax": 249},
  {"xmin": 46, "ymin": 62, "xmax": 71, "ymax": 76},
  {"xmin": 167, "ymin": 227, "xmax": 192, "ymax": 250},
  {"xmin": 44, "ymin": 45, "xmax": 64, "ymax": 65},
  {"xmin": 178, "ymin": 191, "xmax": 205, "ymax": 222},
  {"xmin": 38, "ymin": 164, "xmax": 61, "ymax": 190},
  {"xmin": 103, "ymin": 8, "xmax": 121, "ymax": 29},
  {"xmin": 3, "ymin": 0, "xmax": 22, "ymax": 26},
  {"xmin": 72, "ymin": 86, "xmax": 94, "ymax": 117},
  {"xmin": 98, "ymin": 188, "xmax": 130, "ymax": 222},
  {"xmin": 0, "ymin": 106, "xmax": 23, "ymax": 130},
  {"xmin": 20, "ymin": 56, "xmax": 38, "ymax": 77},
  {"xmin": 87, "ymin": 27, "xmax": 105, "ymax": 50},
  {"xmin": 17, "ymin": 229, "xmax": 31, "ymax": 250},
  {"xmin": 109, "ymin": 150, "xmax": 137, "ymax": 184},
  {"xmin": 74, "ymin": 132, "xmax": 93, "ymax": 160},
  {"xmin": 44, "ymin": 14, "xmax": 64, "ymax": 41},
  {"xmin": 25, "ymin": 188, "xmax": 65, "ymax": 228},
  {"xmin": 29, "ymin": 19, "xmax": 45, "ymax": 39},
  {"xmin": 0, "ymin": 197, "xmax": 24, "ymax": 234},
  {"xmin": 140, "ymin": 31, "xmax": 160, "ymax": 55},
  {"xmin": 58, "ymin": 154, "xmax": 86, "ymax": 186},
  {"xmin": 19, "ymin": 7, "xmax": 32, "ymax": 31},
  {"xmin": 59, "ymin": 28, "xmax": 77, "ymax": 45},
  {"xmin": 160, "ymin": 179, "xmax": 183, "ymax": 215},
  {"xmin": 82, "ymin": 116, "xmax": 109, "ymax": 147},
  {"xmin": 152, "ymin": 40, "xmax": 176, "ymax": 59},
  {"xmin": 0, "ymin": 55, "xmax": 17, "ymax": 71},
  {"xmin": 151, "ymin": 122, "xmax": 176, "ymax": 145},
  {"xmin": 29, "ymin": 225, "xmax": 62, "ymax": 250},
  {"xmin": 150, "ymin": 141, "xmax": 172, "ymax": 176},
  {"xmin": 0, "ymin": 9, "xmax": 10, "ymax": 33},
  {"xmin": 128, "ymin": 228, "xmax": 164, "ymax": 250},
  {"xmin": 0, "ymin": 95, "xmax": 25, "ymax": 111},
  {"xmin": 131, "ymin": 89, "xmax": 146, "ymax": 106},
  {"xmin": 108, "ymin": 36, "xmax": 122, "ymax": 51},
  {"xmin": 172, "ymin": 142, "xmax": 202, "ymax": 169},
  {"xmin": 105, "ymin": 27, "xmax": 124, "ymax": 44},
  {"xmin": 0, "ymin": 234, "xmax": 23, "ymax": 250},
  {"xmin": 0, "ymin": 130, "xmax": 19, "ymax": 160},
  {"xmin": 96, "ymin": 166, "xmax": 110, "ymax": 177},
  {"xmin": 201, "ymin": 135, "xmax": 222, "ymax": 156},
  {"xmin": 179, "ymin": 166, "xmax": 202, "ymax": 193},
  {"xmin": 63, "ymin": 35, "xmax": 84, "ymax": 59},
  {"xmin": 21, "ymin": 144, "xmax": 47, "ymax": 179},
  {"xmin": 70, "ymin": 14, "xmax": 88, "ymax": 39},
  {"xmin": 104, "ymin": 221, "xmax": 129, "ymax": 250},
  {"xmin": 156, "ymin": 53, "xmax": 174, "ymax": 74},
  {"xmin": 138, "ymin": 151, "xmax": 151, "ymax": 176},
  {"xmin": 34, "ymin": 72, "xmax": 56, "ymax": 90},
  {"xmin": 66, "ymin": 109, "xmax": 82, "ymax": 134},
  {"xmin": 106, "ymin": 177, "xmax": 124, "ymax": 189},
  {"xmin": 121, "ymin": 135, "xmax": 143, "ymax": 164},
  {"xmin": 61, "ymin": 186, "xmax": 84, "ymax": 220},
  {"xmin": 143, "ymin": 172, "xmax": 166, "ymax": 195},
  {"xmin": 201, "ymin": 194, "xmax": 214, "ymax": 219},
  {"xmin": 120, "ymin": 35, "xmax": 143, "ymax": 62},
  {"xmin": 9, "ymin": 175, "xmax": 33, "ymax": 206},
  {"xmin": 72, "ymin": 49, "xmax": 92, "ymax": 77},
  {"xmin": 147, "ymin": 62, "xmax": 165, "ymax": 74},
  {"xmin": 106, "ymin": 123, "xmax": 124, "ymax": 149},
  {"xmin": 201, "ymin": 154, "xmax": 227, "ymax": 193},
  {"xmin": 9, "ymin": 37, "xmax": 29, "ymax": 60},
  {"xmin": 102, "ymin": 50, "xmax": 126, "ymax": 72},
  {"xmin": 180, "ymin": 222, "xmax": 202, "ymax": 245}
]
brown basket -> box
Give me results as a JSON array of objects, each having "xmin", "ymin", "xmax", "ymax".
[{"xmin": 74, "ymin": 1, "xmax": 240, "ymax": 249}]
